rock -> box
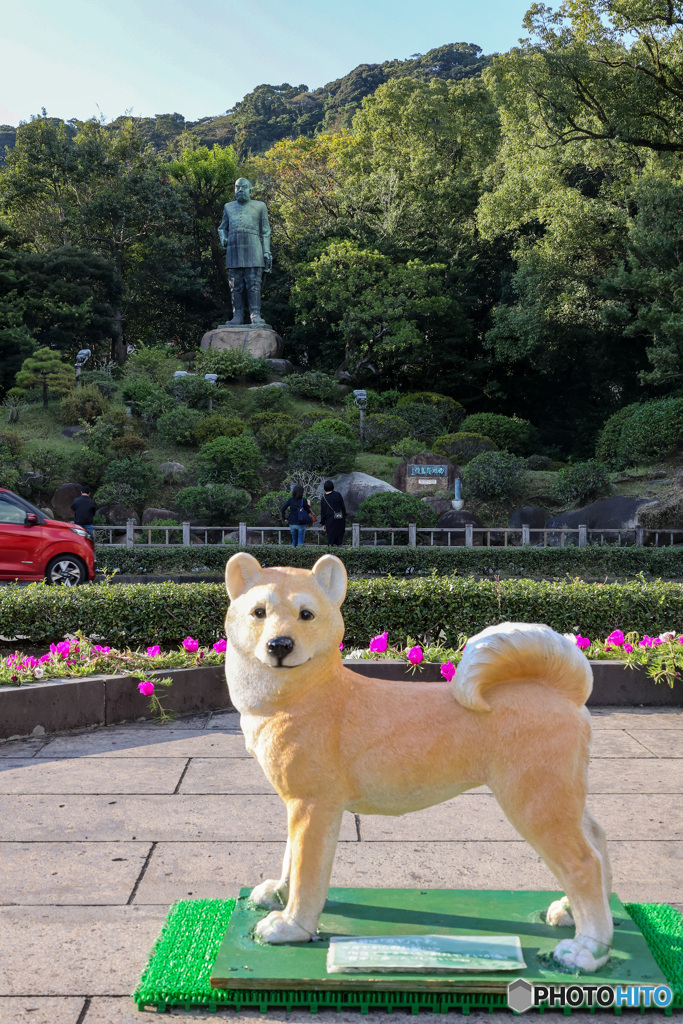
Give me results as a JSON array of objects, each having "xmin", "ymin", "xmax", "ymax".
[
  {"xmin": 509, "ymin": 505, "xmax": 546, "ymax": 544},
  {"xmin": 61, "ymin": 426, "xmax": 87, "ymax": 440},
  {"xmin": 317, "ymin": 472, "xmax": 399, "ymax": 516},
  {"xmin": 546, "ymin": 497, "xmax": 655, "ymax": 532},
  {"xmin": 95, "ymin": 503, "xmax": 140, "ymax": 526},
  {"xmin": 159, "ymin": 461, "xmax": 188, "ymax": 485},
  {"xmin": 433, "ymin": 509, "xmax": 483, "ymax": 546},
  {"xmin": 264, "ymin": 358, "xmax": 295, "ymax": 376},
  {"xmin": 40, "ymin": 507, "xmax": 53, "ymax": 518},
  {"xmin": 51, "ymin": 483, "xmax": 84, "ymax": 520},
  {"xmin": 141, "ymin": 507, "xmax": 180, "ymax": 525},
  {"xmin": 392, "ymin": 453, "xmax": 461, "ymax": 496},
  {"xmin": 421, "ymin": 496, "xmax": 453, "ymax": 518},
  {"xmin": 200, "ymin": 326, "xmax": 283, "ymax": 360}
]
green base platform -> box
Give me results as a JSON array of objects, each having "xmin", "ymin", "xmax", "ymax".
[{"xmin": 133, "ymin": 890, "xmax": 683, "ymax": 1014}]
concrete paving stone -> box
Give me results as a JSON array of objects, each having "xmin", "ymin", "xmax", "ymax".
[
  {"xmin": 607, "ymin": 841, "xmax": 683, "ymax": 903},
  {"xmin": 588, "ymin": 759, "xmax": 683, "ymax": 793},
  {"xmin": 0, "ymin": 738, "xmax": 47, "ymax": 758},
  {"xmin": 206, "ymin": 710, "xmax": 242, "ymax": 731},
  {"xmin": 590, "ymin": 731, "xmax": 657, "ymax": 757},
  {"xmin": 0, "ymin": 905, "xmax": 167, "ymax": 996},
  {"xmin": 0, "ymin": 794, "xmax": 358, "ymax": 842},
  {"xmin": 179, "ymin": 757, "xmax": 274, "ymax": 794},
  {"xmin": 35, "ymin": 729, "xmax": 249, "ymax": 759},
  {"xmin": 0, "ymin": 997, "xmax": 85, "ymax": 1024},
  {"xmin": 590, "ymin": 708, "xmax": 682, "ymax": 729},
  {"xmin": 626, "ymin": 729, "xmax": 683, "ymax": 757},
  {"xmin": 0, "ymin": 842, "xmax": 150, "ymax": 905},
  {"xmin": 118, "ymin": 713, "xmax": 212, "ymax": 730},
  {"xmin": 0, "ymin": 757, "xmax": 188, "ymax": 794}
]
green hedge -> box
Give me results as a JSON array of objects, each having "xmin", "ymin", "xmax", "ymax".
[
  {"xmin": 3, "ymin": 575, "xmax": 683, "ymax": 647},
  {"xmin": 95, "ymin": 543, "xmax": 683, "ymax": 579}
]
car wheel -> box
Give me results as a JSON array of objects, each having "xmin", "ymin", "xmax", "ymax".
[{"xmin": 46, "ymin": 555, "xmax": 87, "ymax": 586}]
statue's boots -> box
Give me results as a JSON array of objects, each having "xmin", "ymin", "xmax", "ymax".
[
  {"xmin": 226, "ymin": 301, "xmax": 245, "ymax": 325},
  {"xmin": 247, "ymin": 280, "xmax": 266, "ymax": 327}
]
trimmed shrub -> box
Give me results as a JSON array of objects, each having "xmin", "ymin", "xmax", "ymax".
[
  {"xmin": 394, "ymin": 403, "xmax": 447, "ymax": 442},
  {"xmin": 554, "ymin": 461, "xmax": 611, "ymax": 505},
  {"xmin": 396, "ymin": 392, "xmax": 465, "ymax": 430},
  {"xmin": 285, "ymin": 371, "xmax": 339, "ymax": 402},
  {"xmin": 525, "ymin": 454, "xmax": 554, "ymax": 471},
  {"xmin": 166, "ymin": 374, "xmax": 218, "ymax": 408},
  {"xmin": 137, "ymin": 392, "xmax": 175, "ymax": 427},
  {"xmin": 251, "ymin": 386, "xmax": 288, "ymax": 410},
  {"xmin": 111, "ymin": 434, "xmax": 148, "ymax": 457},
  {"xmin": 459, "ymin": 413, "xmax": 537, "ymax": 455},
  {"xmin": 363, "ymin": 413, "xmax": 413, "ymax": 454},
  {"xmin": 194, "ymin": 414, "xmax": 244, "ymax": 446},
  {"xmin": 59, "ymin": 385, "xmax": 107, "ymax": 425},
  {"xmin": 175, "ymin": 483, "xmax": 250, "ymax": 524},
  {"xmin": 96, "ymin": 457, "xmax": 159, "ymax": 508},
  {"xmin": 79, "ymin": 370, "xmax": 118, "ymax": 399},
  {"xmin": 254, "ymin": 490, "xmax": 292, "ymax": 523},
  {"xmin": 288, "ymin": 431, "xmax": 359, "ymax": 476},
  {"xmin": 464, "ymin": 451, "xmax": 527, "ymax": 501},
  {"xmin": 249, "ymin": 412, "xmax": 301, "ymax": 459},
  {"xmin": 433, "ymin": 432, "xmax": 497, "ymax": 465},
  {"xmin": 309, "ymin": 417, "xmax": 357, "ymax": 441},
  {"xmin": 121, "ymin": 376, "xmax": 158, "ymax": 405},
  {"xmin": 19, "ymin": 442, "xmax": 68, "ymax": 497},
  {"xmin": 197, "ymin": 434, "xmax": 263, "ymax": 490},
  {"xmin": 356, "ymin": 491, "xmax": 437, "ymax": 528},
  {"xmin": 195, "ymin": 348, "xmax": 269, "ymax": 383},
  {"xmin": 391, "ymin": 437, "xmax": 428, "ymax": 459},
  {"xmin": 299, "ymin": 409, "xmax": 334, "ymax": 429},
  {"xmin": 157, "ymin": 406, "xmax": 204, "ymax": 446},
  {"xmin": 595, "ymin": 398, "xmax": 683, "ymax": 469},
  {"xmin": 0, "ymin": 431, "xmax": 23, "ymax": 463}
]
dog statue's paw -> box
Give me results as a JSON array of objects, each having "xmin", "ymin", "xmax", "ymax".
[
  {"xmin": 546, "ymin": 896, "xmax": 574, "ymax": 927},
  {"xmin": 254, "ymin": 910, "xmax": 312, "ymax": 944},
  {"xmin": 250, "ymin": 879, "xmax": 288, "ymax": 910},
  {"xmin": 552, "ymin": 936, "xmax": 610, "ymax": 972}
]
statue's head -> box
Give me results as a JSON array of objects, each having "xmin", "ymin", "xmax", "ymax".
[{"xmin": 235, "ymin": 178, "xmax": 251, "ymax": 204}]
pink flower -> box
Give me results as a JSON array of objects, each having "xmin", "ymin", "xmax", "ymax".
[
  {"xmin": 407, "ymin": 645, "xmax": 423, "ymax": 665},
  {"xmin": 213, "ymin": 638, "xmax": 227, "ymax": 653},
  {"xmin": 339, "ymin": 642, "xmax": 344, "ymax": 652},
  {"xmin": 40, "ymin": 653, "xmax": 52, "ymax": 663},
  {"xmin": 92, "ymin": 645, "xmax": 110, "ymax": 655},
  {"xmin": 138, "ymin": 680, "xmax": 155, "ymax": 696},
  {"xmin": 440, "ymin": 661, "xmax": 456, "ymax": 682},
  {"xmin": 639, "ymin": 636, "xmax": 654, "ymax": 648},
  {"xmin": 369, "ymin": 632, "xmax": 388, "ymax": 653},
  {"xmin": 575, "ymin": 635, "xmax": 591, "ymax": 650},
  {"xmin": 19, "ymin": 657, "xmax": 38, "ymax": 671},
  {"xmin": 6, "ymin": 654, "xmax": 17, "ymax": 668},
  {"xmin": 146, "ymin": 645, "xmax": 160, "ymax": 657},
  {"xmin": 605, "ymin": 629, "xmax": 624, "ymax": 647},
  {"xmin": 198, "ymin": 651, "xmax": 205, "ymax": 659},
  {"xmin": 183, "ymin": 636, "xmax": 199, "ymax": 653},
  {"xmin": 624, "ymin": 643, "xmax": 633, "ymax": 653},
  {"xmin": 50, "ymin": 640, "xmax": 70, "ymax": 658}
]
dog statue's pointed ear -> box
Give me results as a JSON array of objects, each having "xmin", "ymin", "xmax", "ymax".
[
  {"xmin": 311, "ymin": 554, "xmax": 347, "ymax": 606},
  {"xmin": 225, "ymin": 552, "xmax": 262, "ymax": 600}
]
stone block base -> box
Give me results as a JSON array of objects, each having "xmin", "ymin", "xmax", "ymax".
[{"xmin": 200, "ymin": 326, "xmax": 283, "ymax": 360}]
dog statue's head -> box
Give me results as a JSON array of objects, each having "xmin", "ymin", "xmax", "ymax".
[{"xmin": 224, "ymin": 553, "xmax": 347, "ymax": 683}]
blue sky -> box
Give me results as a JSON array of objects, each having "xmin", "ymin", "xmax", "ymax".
[{"xmin": 0, "ymin": 0, "xmax": 533, "ymax": 126}]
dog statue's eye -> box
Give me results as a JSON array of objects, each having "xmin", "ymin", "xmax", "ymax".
[
  {"xmin": 252, "ymin": 607, "xmax": 266, "ymax": 619},
  {"xmin": 299, "ymin": 609, "xmax": 315, "ymax": 621}
]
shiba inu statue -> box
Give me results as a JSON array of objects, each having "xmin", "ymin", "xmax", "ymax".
[{"xmin": 224, "ymin": 551, "xmax": 613, "ymax": 971}]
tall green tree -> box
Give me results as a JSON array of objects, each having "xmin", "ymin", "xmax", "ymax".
[{"xmin": 14, "ymin": 347, "xmax": 73, "ymax": 408}]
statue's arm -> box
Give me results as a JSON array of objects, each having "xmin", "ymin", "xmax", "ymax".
[
  {"xmin": 260, "ymin": 203, "xmax": 272, "ymax": 270},
  {"xmin": 217, "ymin": 204, "xmax": 229, "ymax": 248}
]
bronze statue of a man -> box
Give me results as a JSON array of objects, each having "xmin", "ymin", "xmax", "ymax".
[{"xmin": 218, "ymin": 178, "xmax": 272, "ymax": 327}]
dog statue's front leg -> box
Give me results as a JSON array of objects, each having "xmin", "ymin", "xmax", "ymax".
[
  {"xmin": 250, "ymin": 838, "xmax": 291, "ymax": 910},
  {"xmin": 255, "ymin": 800, "xmax": 343, "ymax": 944}
]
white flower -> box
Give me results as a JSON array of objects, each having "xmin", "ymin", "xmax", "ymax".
[
  {"xmin": 33, "ymin": 667, "xmax": 44, "ymax": 678},
  {"xmin": 659, "ymin": 631, "xmax": 676, "ymax": 642}
]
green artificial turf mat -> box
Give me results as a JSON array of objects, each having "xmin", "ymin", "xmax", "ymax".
[{"xmin": 133, "ymin": 893, "xmax": 683, "ymax": 1014}]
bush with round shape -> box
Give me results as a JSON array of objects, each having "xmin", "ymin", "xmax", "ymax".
[
  {"xmin": 197, "ymin": 434, "xmax": 264, "ymax": 491},
  {"xmin": 309, "ymin": 417, "xmax": 357, "ymax": 441},
  {"xmin": 342, "ymin": 389, "xmax": 400, "ymax": 414},
  {"xmin": 285, "ymin": 371, "xmax": 339, "ymax": 402},
  {"xmin": 195, "ymin": 348, "xmax": 269, "ymax": 383},
  {"xmin": 0, "ymin": 431, "xmax": 23, "ymax": 464},
  {"xmin": 251, "ymin": 386, "xmax": 288, "ymax": 411},
  {"xmin": 111, "ymin": 434, "xmax": 148, "ymax": 457},
  {"xmin": 254, "ymin": 490, "xmax": 293, "ymax": 523},
  {"xmin": 355, "ymin": 491, "xmax": 436, "ymax": 528},
  {"xmin": 433, "ymin": 432, "xmax": 497, "ymax": 465},
  {"xmin": 166, "ymin": 374, "xmax": 218, "ymax": 409},
  {"xmin": 464, "ymin": 450, "xmax": 527, "ymax": 501},
  {"xmin": 459, "ymin": 413, "xmax": 537, "ymax": 456},
  {"xmin": 157, "ymin": 406, "xmax": 204, "ymax": 447},
  {"xmin": 554, "ymin": 461, "xmax": 611, "ymax": 505},
  {"xmin": 125, "ymin": 347, "xmax": 181, "ymax": 384},
  {"xmin": 175, "ymin": 483, "xmax": 250, "ymax": 525},
  {"xmin": 249, "ymin": 412, "xmax": 301, "ymax": 459},
  {"xmin": 80, "ymin": 370, "xmax": 118, "ymax": 399},
  {"xmin": 595, "ymin": 398, "xmax": 683, "ymax": 469},
  {"xmin": 59, "ymin": 385, "xmax": 107, "ymax": 425},
  {"xmin": 121, "ymin": 376, "xmax": 158, "ymax": 405},
  {"xmin": 395, "ymin": 403, "xmax": 448, "ymax": 442},
  {"xmin": 390, "ymin": 437, "xmax": 428, "ymax": 459},
  {"xmin": 299, "ymin": 409, "xmax": 334, "ymax": 429},
  {"xmin": 288, "ymin": 431, "xmax": 359, "ymax": 476},
  {"xmin": 97, "ymin": 457, "xmax": 160, "ymax": 507},
  {"xmin": 525, "ymin": 454, "xmax": 554, "ymax": 471},
  {"xmin": 362, "ymin": 413, "xmax": 413, "ymax": 454},
  {"xmin": 138, "ymin": 392, "xmax": 175, "ymax": 427},
  {"xmin": 194, "ymin": 414, "xmax": 244, "ymax": 446},
  {"xmin": 397, "ymin": 392, "xmax": 465, "ymax": 430}
]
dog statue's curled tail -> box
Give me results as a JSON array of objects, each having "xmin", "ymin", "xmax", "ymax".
[{"xmin": 224, "ymin": 552, "xmax": 613, "ymax": 973}]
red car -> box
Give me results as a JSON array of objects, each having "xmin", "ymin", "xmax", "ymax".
[{"xmin": 0, "ymin": 488, "xmax": 95, "ymax": 585}]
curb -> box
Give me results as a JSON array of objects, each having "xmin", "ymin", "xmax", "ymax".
[{"xmin": 0, "ymin": 660, "xmax": 678, "ymax": 742}]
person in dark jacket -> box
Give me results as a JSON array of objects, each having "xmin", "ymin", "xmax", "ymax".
[
  {"xmin": 320, "ymin": 479, "xmax": 346, "ymax": 547},
  {"xmin": 280, "ymin": 484, "xmax": 313, "ymax": 547},
  {"xmin": 70, "ymin": 485, "xmax": 96, "ymax": 538}
]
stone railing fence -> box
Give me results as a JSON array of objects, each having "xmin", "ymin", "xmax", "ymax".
[{"xmin": 92, "ymin": 523, "xmax": 682, "ymax": 549}]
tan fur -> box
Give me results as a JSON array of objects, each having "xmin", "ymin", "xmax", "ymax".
[{"xmin": 224, "ymin": 552, "xmax": 613, "ymax": 971}]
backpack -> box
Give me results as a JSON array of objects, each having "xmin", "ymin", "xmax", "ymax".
[{"xmin": 297, "ymin": 500, "xmax": 312, "ymax": 525}]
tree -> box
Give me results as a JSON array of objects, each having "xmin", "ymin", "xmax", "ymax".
[{"xmin": 14, "ymin": 347, "xmax": 73, "ymax": 408}]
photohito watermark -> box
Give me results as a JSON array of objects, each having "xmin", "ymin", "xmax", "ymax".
[{"xmin": 507, "ymin": 978, "xmax": 673, "ymax": 1013}]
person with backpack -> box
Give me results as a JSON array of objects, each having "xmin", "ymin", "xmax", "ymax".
[
  {"xmin": 280, "ymin": 484, "xmax": 315, "ymax": 547},
  {"xmin": 320, "ymin": 479, "xmax": 346, "ymax": 547}
]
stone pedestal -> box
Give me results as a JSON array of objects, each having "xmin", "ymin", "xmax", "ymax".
[
  {"xmin": 200, "ymin": 325, "xmax": 283, "ymax": 360},
  {"xmin": 392, "ymin": 453, "xmax": 460, "ymax": 496}
]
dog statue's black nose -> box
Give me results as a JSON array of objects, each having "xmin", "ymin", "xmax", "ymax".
[{"xmin": 266, "ymin": 636, "xmax": 294, "ymax": 660}]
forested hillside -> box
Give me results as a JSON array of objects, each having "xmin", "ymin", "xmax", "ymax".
[{"xmin": 2, "ymin": 3, "xmax": 683, "ymax": 457}]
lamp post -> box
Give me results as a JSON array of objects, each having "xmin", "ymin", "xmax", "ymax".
[
  {"xmin": 75, "ymin": 349, "xmax": 91, "ymax": 385},
  {"xmin": 353, "ymin": 389, "xmax": 368, "ymax": 444},
  {"xmin": 452, "ymin": 476, "xmax": 464, "ymax": 511},
  {"xmin": 204, "ymin": 373, "xmax": 218, "ymax": 412}
]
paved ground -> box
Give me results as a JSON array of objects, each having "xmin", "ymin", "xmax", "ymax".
[{"xmin": 0, "ymin": 705, "xmax": 680, "ymax": 1023}]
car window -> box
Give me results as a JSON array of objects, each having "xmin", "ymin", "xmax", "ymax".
[{"xmin": 0, "ymin": 499, "xmax": 27, "ymax": 524}]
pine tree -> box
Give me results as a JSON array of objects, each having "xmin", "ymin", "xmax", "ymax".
[{"xmin": 14, "ymin": 347, "xmax": 73, "ymax": 409}]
